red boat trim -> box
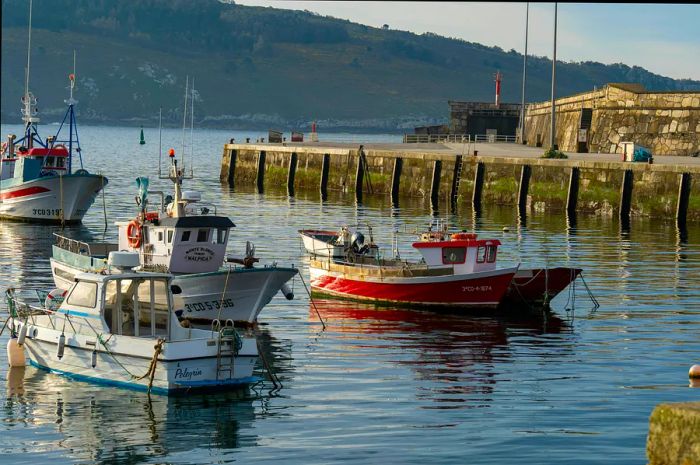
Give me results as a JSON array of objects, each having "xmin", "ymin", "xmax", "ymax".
[
  {"xmin": 0, "ymin": 186, "xmax": 51, "ymax": 200},
  {"xmin": 413, "ymin": 239, "xmax": 501, "ymax": 248}
]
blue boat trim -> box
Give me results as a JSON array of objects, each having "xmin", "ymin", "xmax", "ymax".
[
  {"xmin": 28, "ymin": 359, "xmax": 260, "ymax": 395},
  {"xmin": 57, "ymin": 308, "xmax": 100, "ymax": 319}
]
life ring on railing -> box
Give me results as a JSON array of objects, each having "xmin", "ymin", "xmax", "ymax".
[
  {"xmin": 126, "ymin": 220, "xmax": 143, "ymax": 248},
  {"xmin": 451, "ymin": 232, "xmax": 477, "ymax": 241},
  {"xmin": 44, "ymin": 288, "xmax": 67, "ymax": 310}
]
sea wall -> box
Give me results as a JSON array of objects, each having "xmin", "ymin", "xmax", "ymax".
[
  {"xmin": 524, "ymin": 84, "xmax": 700, "ymax": 156},
  {"xmin": 220, "ymin": 143, "xmax": 700, "ymax": 222},
  {"xmin": 647, "ymin": 402, "xmax": 700, "ymax": 465}
]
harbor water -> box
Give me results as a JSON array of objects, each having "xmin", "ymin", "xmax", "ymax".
[{"xmin": 1, "ymin": 124, "xmax": 699, "ymax": 464}]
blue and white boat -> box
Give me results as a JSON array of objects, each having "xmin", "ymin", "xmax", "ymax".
[{"xmin": 6, "ymin": 252, "xmax": 258, "ymax": 394}]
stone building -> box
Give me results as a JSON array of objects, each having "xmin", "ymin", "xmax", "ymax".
[
  {"xmin": 448, "ymin": 101, "xmax": 521, "ymax": 138},
  {"xmin": 523, "ymin": 83, "xmax": 700, "ymax": 156}
]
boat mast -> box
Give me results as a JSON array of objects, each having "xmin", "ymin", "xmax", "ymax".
[
  {"xmin": 189, "ymin": 77, "xmax": 195, "ymax": 177},
  {"xmin": 158, "ymin": 107, "xmax": 163, "ymax": 177},
  {"xmin": 181, "ymin": 76, "xmax": 189, "ymax": 175},
  {"xmin": 21, "ymin": 0, "xmax": 40, "ymax": 148}
]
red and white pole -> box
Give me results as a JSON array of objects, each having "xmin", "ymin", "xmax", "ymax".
[{"xmin": 494, "ymin": 71, "xmax": 502, "ymax": 107}]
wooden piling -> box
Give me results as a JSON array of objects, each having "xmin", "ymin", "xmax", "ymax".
[
  {"xmin": 287, "ymin": 152, "xmax": 298, "ymax": 197},
  {"xmin": 450, "ymin": 155, "xmax": 463, "ymax": 203},
  {"xmin": 518, "ymin": 165, "xmax": 531, "ymax": 214},
  {"xmin": 220, "ymin": 149, "xmax": 237, "ymax": 187},
  {"xmin": 320, "ymin": 153, "xmax": 330, "ymax": 201},
  {"xmin": 566, "ymin": 167, "xmax": 580, "ymax": 216},
  {"xmin": 619, "ymin": 169, "xmax": 634, "ymax": 220},
  {"xmin": 256, "ymin": 150, "xmax": 266, "ymax": 194},
  {"xmin": 390, "ymin": 157, "xmax": 403, "ymax": 207},
  {"xmin": 430, "ymin": 160, "xmax": 442, "ymax": 210},
  {"xmin": 472, "ymin": 162, "xmax": 485, "ymax": 211},
  {"xmin": 676, "ymin": 172, "xmax": 692, "ymax": 226},
  {"xmin": 355, "ymin": 151, "xmax": 365, "ymax": 203}
]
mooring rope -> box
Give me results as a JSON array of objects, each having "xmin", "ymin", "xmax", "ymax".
[{"xmin": 298, "ymin": 273, "xmax": 326, "ymax": 330}]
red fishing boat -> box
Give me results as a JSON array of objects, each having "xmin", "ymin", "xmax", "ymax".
[
  {"xmin": 301, "ymin": 227, "xmax": 519, "ymax": 309},
  {"xmin": 300, "ymin": 226, "xmax": 583, "ymax": 310}
]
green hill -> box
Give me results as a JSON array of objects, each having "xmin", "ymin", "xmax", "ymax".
[{"xmin": 2, "ymin": 0, "xmax": 699, "ymax": 131}]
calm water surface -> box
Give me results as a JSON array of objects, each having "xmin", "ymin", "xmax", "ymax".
[{"xmin": 0, "ymin": 124, "xmax": 698, "ymax": 464}]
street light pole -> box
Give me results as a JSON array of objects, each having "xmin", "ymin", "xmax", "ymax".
[
  {"xmin": 550, "ymin": 2, "xmax": 558, "ymax": 149},
  {"xmin": 519, "ymin": 2, "xmax": 529, "ymax": 145}
]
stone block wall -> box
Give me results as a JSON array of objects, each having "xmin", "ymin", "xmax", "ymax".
[{"xmin": 524, "ymin": 84, "xmax": 700, "ymax": 156}]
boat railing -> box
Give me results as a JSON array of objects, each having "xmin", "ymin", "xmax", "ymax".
[
  {"xmin": 53, "ymin": 233, "xmax": 91, "ymax": 256},
  {"xmin": 183, "ymin": 203, "xmax": 218, "ymax": 216},
  {"xmin": 4, "ymin": 288, "xmax": 59, "ymax": 329}
]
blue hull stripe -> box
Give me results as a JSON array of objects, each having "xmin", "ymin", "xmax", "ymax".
[{"xmin": 28, "ymin": 359, "xmax": 259, "ymax": 395}]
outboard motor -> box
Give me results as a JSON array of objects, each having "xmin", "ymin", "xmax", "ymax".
[{"xmin": 350, "ymin": 232, "xmax": 369, "ymax": 254}]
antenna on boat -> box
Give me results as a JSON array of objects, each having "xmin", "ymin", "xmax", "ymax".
[
  {"xmin": 158, "ymin": 107, "xmax": 162, "ymax": 177},
  {"xmin": 21, "ymin": 0, "xmax": 41, "ymax": 148},
  {"xmin": 181, "ymin": 76, "xmax": 189, "ymax": 175},
  {"xmin": 189, "ymin": 77, "xmax": 195, "ymax": 178}
]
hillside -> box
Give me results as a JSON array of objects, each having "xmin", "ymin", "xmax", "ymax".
[{"xmin": 2, "ymin": 0, "xmax": 699, "ymax": 131}]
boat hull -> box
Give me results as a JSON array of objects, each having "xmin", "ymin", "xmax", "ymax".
[
  {"xmin": 502, "ymin": 267, "xmax": 582, "ymax": 308},
  {"xmin": 0, "ymin": 173, "xmax": 106, "ymax": 223},
  {"xmin": 309, "ymin": 264, "xmax": 518, "ymax": 309},
  {"xmin": 51, "ymin": 258, "xmax": 298, "ymax": 323},
  {"xmin": 13, "ymin": 319, "xmax": 258, "ymax": 394},
  {"xmin": 299, "ymin": 229, "xmax": 344, "ymax": 258}
]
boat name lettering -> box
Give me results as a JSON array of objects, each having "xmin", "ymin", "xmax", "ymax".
[
  {"xmin": 174, "ymin": 367, "xmax": 203, "ymax": 380},
  {"xmin": 185, "ymin": 298, "xmax": 234, "ymax": 313},
  {"xmin": 32, "ymin": 208, "xmax": 62, "ymax": 216},
  {"xmin": 184, "ymin": 247, "xmax": 214, "ymax": 262},
  {"xmin": 462, "ymin": 285, "xmax": 493, "ymax": 292}
]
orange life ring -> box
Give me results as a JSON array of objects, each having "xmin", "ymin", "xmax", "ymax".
[
  {"xmin": 126, "ymin": 220, "xmax": 142, "ymax": 248},
  {"xmin": 451, "ymin": 232, "xmax": 477, "ymax": 241}
]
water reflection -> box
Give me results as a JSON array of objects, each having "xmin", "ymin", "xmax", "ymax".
[{"xmin": 310, "ymin": 300, "xmax": 572, "ymax": 407}]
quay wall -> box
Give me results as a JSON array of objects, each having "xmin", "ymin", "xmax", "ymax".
[
  {"xmin": 524, "ymin": 84, "xmax": 700, "ymax": 156},
  {"xmin": 220, "ymin": 143, "xmax": 700, "ymax": 221}
]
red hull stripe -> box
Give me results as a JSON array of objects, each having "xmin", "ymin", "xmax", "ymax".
[
  {"xmin": 0, "ymin": 186, "xmax": 51, "ymax": 200},
  {"xmin": 312, "ymin": 272, "xmax": 515, "ymax": 306}
]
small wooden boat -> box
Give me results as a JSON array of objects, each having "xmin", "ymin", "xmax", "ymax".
[
  {"xmin": 301, "ymin": 228, "xmax": 519, "ymax": 309},
  {"xmin": 6, "ymin": 252, "xmax": 259, "ymax": 394}
]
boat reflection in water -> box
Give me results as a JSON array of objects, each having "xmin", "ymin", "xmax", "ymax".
[
  {"xmin": 309, "ymin": 299, "xmax": 572, "ymax": 406},
  {"xmin": 4, "ymin": 364, "xmax": 259, "ymax": 462}
]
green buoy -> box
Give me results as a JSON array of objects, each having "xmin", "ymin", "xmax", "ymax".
[{"xmin": 139, "ymin": 126, "xmax": 146, "ymax": 145}]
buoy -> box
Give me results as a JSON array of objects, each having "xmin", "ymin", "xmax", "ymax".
[
  {"xmin": 91, "ymin": 349, "xmax": 97, "ymax": 368},
  {"xmin": 502, "ymin": 226, "xmax": 510, "ymax": 232},
  {"xmin": 280, "ymin": 283, "xmax": 294, "ymax": 300},
  {"xmin": 7, "ymin": 338, "xmax": 26, "ymax": 367},
  {"xmin": 57, "ymin": 333, "xmax": 66, "ymax": 359},
  {"xmin": 17, "ymin": 324, "xmax": 27, "ymax": 346},
  {"xmin": 139, "ymin": 127, "xmax": 146, "ymax": 145},
  {"xmin": 690, "ymin": 364, "xmax": 700, "ymax": 379}
]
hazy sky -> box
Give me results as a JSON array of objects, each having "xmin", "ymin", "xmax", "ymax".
[{"xmin": 235, "ymin": 1, "xmax": 700, "ymax": 80}]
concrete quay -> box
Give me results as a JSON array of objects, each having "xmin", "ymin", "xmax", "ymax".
[{"xmin": 220, "ymin": 141, "xmax": 700, "ymax": 222}]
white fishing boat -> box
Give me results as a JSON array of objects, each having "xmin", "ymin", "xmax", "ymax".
[
  {"xmin": 51, "ymin": 100, "xmax": 297, "ymax": 324},
  {"xmin": 6, "ymin": 252, "xmax": 259, "ymax": 394},
  {"xmin": 0, "ymin": 2, "xmax": 106, "ymax": 223}
]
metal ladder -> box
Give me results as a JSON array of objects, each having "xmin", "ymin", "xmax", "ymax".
[
  {"xmin": 451, "ymin": 155, "xmax": 464, "ymax": 204},
  {"xmin": 215, "ymin": 319, "xmax": 237, "ymax": 380}
]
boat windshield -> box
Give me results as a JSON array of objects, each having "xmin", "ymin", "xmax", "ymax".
[{"xmin": 103, "ymin": 277, "xmax": 170, "ymax": 338}]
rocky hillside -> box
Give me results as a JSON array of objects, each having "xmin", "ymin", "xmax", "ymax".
[{"xmin": 2, "ymin": 0, "xmax": 699, "ymax": 131}]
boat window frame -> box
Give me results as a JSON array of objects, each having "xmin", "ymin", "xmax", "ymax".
[
  {"xmin": 181, "ymin": 230, "xmax": 191, "ymax": 242},
  {"xmin": 441, "ymin": 246, "xmax": 467, "ymax": 265},
  {"xmin": 197, "ymin": 229, "xmax": 209, "ymax": 243},
  {"xmin": 167, "ymin": 229, "xmax": 174, "ymax": 244},
  {"xmin": 216, "ymin": 228, "xmax": 227, "ymax": 244},
  {"xmin": 65, "ymin": 281, "xmax": 98, "ymax": 308},
  {"xmin": 476, "ymin": 246, "xmax": 487, "ymax": 264},
  {"xmin": 486, "ymin": 245, "xmax": 497, "ymax": 263}
]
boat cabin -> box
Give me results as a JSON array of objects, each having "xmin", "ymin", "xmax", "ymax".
[
  {"xmin": 2, "ymin": 137, "xmax": 69, "ymax": 182},
  {"xmin": 412, "ymin": 234, "xmax": 501, "ymax": 274},
  {"xmin": 116, "ymin": 216, "xmax": 234, "ymax": 274},
  {"xmin": 58, "ymin": 269, "xmax": 187, "ymax": 339}
]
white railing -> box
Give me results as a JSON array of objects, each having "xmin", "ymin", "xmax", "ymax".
[{"xmin": 403, "ymin": 134, "xmax": 517, "ymax": 144}]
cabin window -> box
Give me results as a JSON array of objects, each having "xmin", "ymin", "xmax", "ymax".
[
  {"xmin": 167, "ymin": 230, "xmax": 174, "ymax": 244},
  {"xmin": 442, "ymin": 247, "xmax": 466, "ymax": 264},
  {"xmin": 486, "ymin": 246, "xmax": 497, "ymax": 263},
  {"xmin": 103, "ymin": 278, "xmax": 168, "ymax": 337},
  {"xmin": 45, "ymin": 156, "xmax": 55, "ymax": 167},
  {"xmin": 56, "ymin": 157, "xmax": 65, "ymax": 168},
  {"xmin": 158, "ymin": 231, "xmax": 164, "ymax": 243},
  {"xmin": 66, "ymin": 281, "xmax": 97, "ymax": 308},
  {"xmin": 197, "ymin": 229, "xmax": 209, "ymax": 243},
  {"xmin": 476, "ymin": 246, "xmax": 487, "ymax": 263},
  {"xmin": 181, "ymin": 230, "xmax": 191, "ymax": 242},
  {"xmin": 216, "ymin": 228, "xmax": 227, "ymax": 244}
]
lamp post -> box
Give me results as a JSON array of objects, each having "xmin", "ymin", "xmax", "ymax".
[
  {"xmin": 519, "ymin": 2, "xmax": 529, "ymax": 144},
  {"xmin": 550, "ymin": 2, "xmax": 558, "ymax": 150}
]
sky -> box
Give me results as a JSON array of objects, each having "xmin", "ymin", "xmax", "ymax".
[{"xmin": 235, "ymin": 1, "xmax": 700, "ymax": 80}]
